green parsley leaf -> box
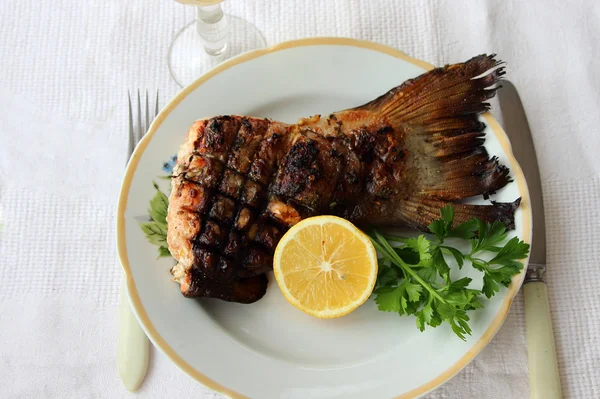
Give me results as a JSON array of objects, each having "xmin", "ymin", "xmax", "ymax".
[
  {"xmin": 441, "ymin": 204, "xmax": 454, "ymax": 225},
  {"xmin": 470, "ymin": 220, "xmax": 508, "ymax": 253},
  {"xmin": 416, "ymin": 312, "xmax": 426, "ymax": 332},
  {"xmin": 404, "ymin": 235, "xmax": 432, "ymax": 260},
  {"xmin": 453, "ymin": 311, "xmax": 472, "ymax": 338},
  {"xmin": 403, "ymin": 280, "xmax": 423, "ymax": 302},
  {"xmin": 374, "ymin": 286, "xmax": 403, "ymax": 313},
  {"xmin": 376, "ymin": 265, "xmax": 399, "ymax": 288},
  {"xmin": 403, "ymin": 235, "xmax": 433, "ymax": 268},
  {"xmin": 427, "ymin": 204, "xmax": 454, "ymax": 240},
  {"xmin": 482, "ymin": 273, "xmax": 500, "ymax": 298},
  {"xmin": 470, "ymin": 258, "xmax": 487, "ymax": 272},
  {"xmin": 449, "ymin": 277, "xmax": 472, "ymax": 290},
  {"xmin": 469, "ymin": 233, "xmax": 528, "ymax": 297},
  {"xmin": 418, "ymin": 264, "xmax": 438, "ymax": 281},
  {"xmin": 447, "ymin": 219, "xmax": 479, "ymax": 239},
  {"xmin": 434, "ymin": 299, "xmax": 456, "ymax": 320},
  {"xmin": 428, "ymin": 309, "xmax": 443, "ymax": 328},
  {"xmin": 421, "ymin": 301, "xmax": 434, "ymax": 324},
  {"xmin": 441, "ymin": 246, "xmax": 465, "ymax": 268},
  {"xmin": 428, "ymin": 219, "xmax": 446, "ymax": 241},
  {"xmin": 399, "ymin": 294, "xmax": 409, "ymax": 314},
  {"xmin": 431, "ymin": 248, "xmax": 450, "ymax": 284},
  {"xmin": 490, "ymin": 237, "xmax": 530, "ymax": 265},
  {"xmin": 394, "ymin": 247, "xmax": 420, "ymax": 265}
]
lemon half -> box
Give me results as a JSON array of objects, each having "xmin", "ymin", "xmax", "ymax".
[{"xmin": 273, "ymin": 216, "xmax": 378, "ymax": 318}]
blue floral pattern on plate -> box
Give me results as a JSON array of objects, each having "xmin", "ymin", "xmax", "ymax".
[{"xmin": 162, "ymin": 154, "xmax": 177, "ymax": 174}]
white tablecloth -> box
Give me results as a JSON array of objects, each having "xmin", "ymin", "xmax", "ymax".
[{"xmin": 1, "ymin": 0, "xmax": 598, "ymax": 398}]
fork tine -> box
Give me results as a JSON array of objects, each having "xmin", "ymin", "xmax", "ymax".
[
  {"xmin": 129, "ymin": 89, "xmax": 159, "ymax": 156},
  {"xmin": 137, "ymin": 89, "xmax": 142, "ymax": 143},
  {"xmin": 127, "ymin": 91, "xmax": 134, "ymax": 162},
  {"xmin": 155, "ymin": 89, "xmax": 159, "ymax": 118},
  {"xmin": 145, "ymin": 89, "xmax": 150, "ymax": 134}
]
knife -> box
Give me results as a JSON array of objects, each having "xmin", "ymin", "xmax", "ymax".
[{"xmin": 498, "ymin": 81, "xmax": 562, "ymax": 399}]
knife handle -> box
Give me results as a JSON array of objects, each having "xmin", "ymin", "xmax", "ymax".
[
  {"xmin": 118, "ymin": 278, "xmax": 150, "ymax": 392},
  {"xmin": 524, "ymin": 281, "xmax": 562, "ymax": 399}
]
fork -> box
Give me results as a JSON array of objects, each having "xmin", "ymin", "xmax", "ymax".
[{"xmin": 118, "ymin": 90, "xmax": 159, "ymax": 392}]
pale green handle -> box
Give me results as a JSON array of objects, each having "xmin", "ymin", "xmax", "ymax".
[
  {"xmin": 524, "ymin": 282, "xmax": 562, "ymax": 399},
  {"xmin": 118, "ymin": 278, "xmax": 150, "ymax": 392}
]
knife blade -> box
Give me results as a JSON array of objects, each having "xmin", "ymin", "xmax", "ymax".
[
  {"xmin": 498, "ymin": 81, "xmax": 546, "ymax": 269},
  {"xmin": 497, "ymin": 80, "xmax": 562, "ymax": 399}
]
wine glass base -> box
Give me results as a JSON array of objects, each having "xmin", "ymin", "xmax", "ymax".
[{"xmin": 168, "ymin": 15, "xmax": 267, "ymax": 88}]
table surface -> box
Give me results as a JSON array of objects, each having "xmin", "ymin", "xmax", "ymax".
[{"xmin": 0, "ymin": 0, "xmax": 598, "ymax": 398}]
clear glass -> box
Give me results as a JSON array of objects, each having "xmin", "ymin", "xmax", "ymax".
[{"xmin": 168, "ymin": 1, "xmax": 267, "ymax": 88}]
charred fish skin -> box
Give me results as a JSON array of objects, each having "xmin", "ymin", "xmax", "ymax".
[{"xmin": 168, "ymin": 54, "xmax": 519, "ymax": 303}]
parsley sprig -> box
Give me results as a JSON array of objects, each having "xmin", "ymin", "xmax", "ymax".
[
  {"xmin": 139, "ymin": 182, "xmax": 171, "ymax": 258},
  {"xmin": 368, "ymin": 205, "xmax": 529, "ymax": 340}
]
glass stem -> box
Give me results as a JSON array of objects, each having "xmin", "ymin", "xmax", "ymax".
[{"xmin": 196, "ymin": 4, "xmax": 229, "ymax": 56}]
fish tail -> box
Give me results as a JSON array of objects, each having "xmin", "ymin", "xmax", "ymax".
[{"xmin": 355, "ymin": 54, "xmax": 519, "ymax": 229}]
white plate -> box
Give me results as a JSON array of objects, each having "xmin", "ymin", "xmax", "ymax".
[{"xmin": 117, "ymin": 38, "xmax": 531, "ymax": 399}]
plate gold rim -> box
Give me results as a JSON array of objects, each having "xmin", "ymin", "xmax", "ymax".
[{"xmin": 116, "ymin": 37, "xmax": 532, "ymax": 399}]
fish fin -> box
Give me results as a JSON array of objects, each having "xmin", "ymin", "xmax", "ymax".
[
  {"xmin": 354, "ymin": 54, "xmax": 505, "ymax": 128},
  {"xmin": 396, "ymin": 197, "xmax": 521, "ymax": 232}
]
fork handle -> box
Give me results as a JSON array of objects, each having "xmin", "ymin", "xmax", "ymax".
[
  {"xmin": 118, "ymin": 278, "xmax": 150, "ymax": 392},
  {"xmin": 524, "ymin": 281, "xmax": 562, "ymax": 399}
]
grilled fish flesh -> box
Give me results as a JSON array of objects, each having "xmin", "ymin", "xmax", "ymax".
[{"xmin": 167, "ymin": 54, "xmax": 519, "ymax": 304}]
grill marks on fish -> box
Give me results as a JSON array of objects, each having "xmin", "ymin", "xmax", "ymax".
[
  {"xmin": 167, "ymin": 54, "xmax": 520, "ymax": 303},
  {"xmin": 168, "ymin": 116, "xmax": 289, "ymax": 302}
]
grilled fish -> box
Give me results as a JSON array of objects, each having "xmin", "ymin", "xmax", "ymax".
[{"xmin": 167, "ymin": 54, "xmax": 519, "ymax": 304}]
